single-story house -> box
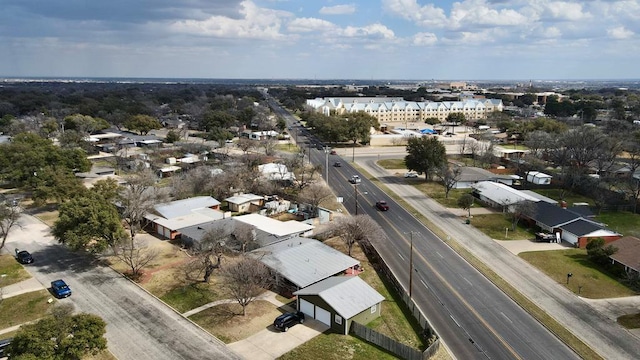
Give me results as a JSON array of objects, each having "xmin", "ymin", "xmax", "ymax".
[
  {"xmin": 249, "ymin": 237, "xmax": 359, "ymax": 289},
  {"xmin": 526, "ymin": 171, "xmax": 552, "ymax": 185},
  {"xmin": 454, "ymin": 167, "xmax": 515, "ymax": 189},
  {"xmin": 234, "ymin": 213, "xmax": 314, "ymax": 240},
  {"xmin": 178, "ymin": 218, "xmax": 237, "ymax": 248},
  {"xmin": 225, "ymin": 193, "xmax": 265, "ymax": 213},
  {"xmin": 608, "ymin": 236, "xmax": 640, "ymax": 276},
  {"xmin": 258, "ymin": 163, "xmax": 296, "ymax": 182},
  {"xmin": 526, "ymin": 201, "xmax": 582, "ymax": 233},
  {"xmin": 294, "ymin": 276, "xmax": 385, "ymax": 334},
  {"xmin": 558, "ymin": 219, "xmax": 621, "ymax": 248},
  {"xmin": 471, "ymin": 181, "xmax": 540, "ymax": 211},
  {"xmin": 144, "ymin": 196, "xmax": 225, "ymax": 240}
]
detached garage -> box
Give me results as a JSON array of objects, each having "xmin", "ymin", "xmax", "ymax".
[
  {"xmin": 559, "ymin": 219, "xmax": 621, "ymax": 248},
  {"xmin": 294, "ymin": 276, "xmax": 385, "ymax": 335}
]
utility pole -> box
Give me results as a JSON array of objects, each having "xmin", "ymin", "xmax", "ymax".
[{"xmin": 354, "ymin": 184, "xmax": 358, "ymax": 215}]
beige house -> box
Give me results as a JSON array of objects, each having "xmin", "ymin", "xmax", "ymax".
[{"xmin": 224, "ymin": 193, "xmax": 264, "ymax": 213}]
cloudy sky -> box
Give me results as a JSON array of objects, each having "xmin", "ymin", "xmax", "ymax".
[{"xmin": 1, "ymin": 0, "xmax": 639, "ymax": 80}]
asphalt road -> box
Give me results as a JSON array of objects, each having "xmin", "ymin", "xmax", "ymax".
[
  {"xmin": 271, "ymin": 100, "xmax": 578, "ymax": 359},
  {"xmin": 6, "ymin": 214, "xmax": 241, "ymax": 360}
]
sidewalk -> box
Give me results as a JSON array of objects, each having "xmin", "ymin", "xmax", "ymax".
[
  {"xmin": 357, "ymin": 159, "xmax": 640, "ymax": 359},
  {"xmin": 0, "ymin": 277, "xmax": 45, "ymax": 299}
]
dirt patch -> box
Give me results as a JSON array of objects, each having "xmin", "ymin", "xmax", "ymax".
[{"xmin": 189, "ymin": 300, "xmax": 281, "ymax": 343}]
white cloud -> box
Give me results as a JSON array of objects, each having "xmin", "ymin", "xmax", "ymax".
[
  {"xmin": 608, "ymin": 26, "xmax": 634, "ymax": 39},
  {"xmin": 319, "ymin": 4, "xmax": 356, "ymax": 15},
  {"xmin": 539, "ymin": 1, "xmax": 592, "ymax": 22},
  {"xmin": 449, "ymin": 0, "xmax": 529, "ymax": 28},
  {"xmin": 288, "ymin": 18, "xmax": 336, "ymax": 33},
  {"xmin": 341, "ymin": 23, "xmax": 395, "ymax": 40},
  {"xmin": 169, "ymin": 1, "xmax": 291, "ymax": 40},
  {"xmin": 382, "ymin": 0, "xmax": 448, "ymax": 27},
  {"xmin": 412, "ymin": 32, "xmax": 438, "ymax": 46}
]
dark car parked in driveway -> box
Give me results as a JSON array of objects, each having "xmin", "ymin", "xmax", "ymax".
[
  {"xmin": 15, "ymin": 249, "xmax": 34, "ymax": 264},
  {"xmin": 273, "ymin": 312, "xmax": 305, "ymax": 332},
  {"xmin": 51, "ymin": 279, "xmax": 72, "ymax": 298},
  {"xmin": 0, "ymin": 338, "xmax": 11, "ymax": 357}
]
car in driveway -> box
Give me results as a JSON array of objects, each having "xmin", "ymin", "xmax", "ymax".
[
  {"xmin": 51, "ymin": 279, "xmax": 72, "ymax": 298},
  {"xmin": 15, "ymin": 249, "xmax": 34, "ymax": 264},
  {"xmin": 404, "ymin": 171, "xmax": 419, "ymax": 178},
  {"xmin": 376, "ymin": 200, "xmax": 390, "ymax": 211},
  {"xmin": 273, "ymin": 312, "xmax": 305, "ymax": 332},
  {"xmin": 349, "ymin": 175, "xmax": 361, "ymax": 184},
  {"xmin": 0, "ymin": 338, "xmax": 11, "ymax": 357}
]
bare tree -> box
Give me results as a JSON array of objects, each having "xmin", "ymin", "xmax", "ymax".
[
  {"xmin": 237, "ymin": 138, "xmax": 255, "ymax": 154},
  {"xmin": 191, "ymin": 226, "xmax": 235, "ymax": 283},
  {"xmin": 457, "ymin": 194, "xmax": 474, "ymax": 218},
  {"xmin": 260, "ymin": 137, "xmax": 278, "ymax": 156},
  {"xmin": 331, "ymin": 215, "xmax": 382, "ymax": 256},
  {"xmin": 229, "ymin": 223, "xmax": 259, "ymax": 254},
  {"xmin": 298, "ymin": 183, "xmax": 333, "ymax": 216},
  {"xmin": 0, "ymin": 202, "xmax": 21, "ymax": 250},
  {"xmin": 508, "ymin": 200, "xmax": 536, "ymax": 231},
  {"xmin": 119, "ymin": 170, "xmax": 165, "ymax": 244},
  {"xmin": 115, "ymin": 237, "xmax": 159, "ymax": 280},
  {"xmin": 220, "ymin": 256, "xmax": 273, "ymax": 316},
  {"xmin": 437, "ymin": 164, "xmax": 462, "ymax": 199}
]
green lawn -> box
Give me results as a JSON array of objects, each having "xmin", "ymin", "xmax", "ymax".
[
  {"xmin": 410, "ymin": 181, "xmax": 471, "ymax": 208},
  {"xmin": 278, "ymin": 333, "xmax": 399, "ymax": 360},
  {"xmin": 617, "ymin": 313, "xmax": 640, "ymax": 329},
  {"xmin": 471, "ymin": 214, "xmax": 536, "ymax": 240},
  {"xmin": 0, "ymin": 290, "xmax": 53, "ymax": 329},
  {"xmin": 595, "ymin": 211, "xmax": 640, "ymax": 237},
  {"xmin": 377, "ymin": 159, "xmax": 406, "ymax": 170},
  {"xmin": 160, "ymin": 282, "xmax": 224, "ymax": 313},
  {"xmin": 530, "ymin": 188, "xmax": 594, "ymax": 206},
  {"xmin": 0, "ymin": 254, "xmax": 32, "ymax": 286},
  {"xmin": 519, "ymin": 249, "xmax": 638, "ymax": 298}
]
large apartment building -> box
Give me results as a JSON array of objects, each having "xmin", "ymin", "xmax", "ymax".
[{"xmin": 306, "ymin": 97, "xmax": 503, "ymax": 125}]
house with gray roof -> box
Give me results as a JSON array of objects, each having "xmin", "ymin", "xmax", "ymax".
[
  {"xmin": 454, "ymin": 167, "xmax": 516, "ymax": 189},
  {"xmin": 249, "ymin": 237, "xmax": 359, "ymax": 290},
  {"xmin": 293, "ymin": 276, "xmax": 384, "ymax": 333},
  {"xmin": 471, "ymin": 181, "xmax": 540, "ymax": 211},
  {"xmin": 144, "ymin": 196, "xmax": 225, "ymax": 240},
  {"xmin": 224, "ymin": 193, "xmax": 264, "ymax": 213},
  {"xmin": 558, "ymin": 219, "xmax": 620, "ymax": 248}
]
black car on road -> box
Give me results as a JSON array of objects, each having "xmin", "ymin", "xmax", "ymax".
[{"xmin": 273, "ymin": 312, "xmax": 305, "ymax": 332}]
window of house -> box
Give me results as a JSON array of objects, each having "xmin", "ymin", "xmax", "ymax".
[
  {"xmin": 335, "ymin": 315, "xmax": 342, "ymax": 325},
  {"xmin": 371, "ymin": 304, "xmax": 377, "ymax": 314}
]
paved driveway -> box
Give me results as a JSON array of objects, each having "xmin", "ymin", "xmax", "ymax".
[
  {"xmin": 228, "ymin": 317, "xmax": 329, "ymax": 360},
  {"xmin": 4, "ymin": 214, "xmax": 240, "ymax": 360}
]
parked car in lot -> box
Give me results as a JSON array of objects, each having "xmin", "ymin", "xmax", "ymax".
[
  {"xmin": 51, "ymin": 279, "xmax": 72, "ymax": 298},
  {"xmin": 349, "ymin": 175, "xmax": 361, "ymax": 184},
  {"xmin": 376, "ymin": 200, "xmax": 390, "ymax": 211},
  {"xmin": 333, "ymin": 161, "xmax": 342, "ymax": 167},
  {"xmin": 15, "ymin": 249, "xmax": 34, "ymax": 264},
  {"xmin": 273, "ymin": 312, "xmax": 305, "ymax": 332},
  {"xmin": 404, "ymin": 171, "xmax": 418, "ymax": 178}
]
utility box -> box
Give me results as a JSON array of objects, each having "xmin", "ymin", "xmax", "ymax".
[{"xmin": 526, "ymin": 171, "xmax": 552, "ymax": 185}]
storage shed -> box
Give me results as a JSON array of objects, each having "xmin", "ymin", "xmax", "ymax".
[{"xmin": 526, "ymin": 171, "xmax": 552, "ymax": 185}]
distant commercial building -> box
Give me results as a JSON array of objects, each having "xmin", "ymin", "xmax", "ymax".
[{"xmin": 306, "ymin": 97, "xmax": 503, "ymax": 126}]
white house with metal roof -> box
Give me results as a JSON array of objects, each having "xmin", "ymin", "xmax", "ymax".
[
  {"xmin": 294, "ymin": 276, "xmax": 384, "ymax": 333},
  {"xmin": 224, "ymin": 193, "xmax": 264, "ymax": 213},
  {"xmin": 144, "ymin": 196, "xmax": 225, "ymax": 240},
  {"xmin": 249, "ymin": 237, "xmax": 359, "ymax": 289},
  {"xmin": 234, "ymin": 213, "xmax": 313, "ymax": 239},
  {"xmin": 471, "ymin": 181, "xmax": 540, "ymax": 211}
]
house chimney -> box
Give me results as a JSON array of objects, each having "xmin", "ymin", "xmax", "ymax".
[{"xmin": 560, "ymin": 201, "xmax": 567, "ymax": 209}]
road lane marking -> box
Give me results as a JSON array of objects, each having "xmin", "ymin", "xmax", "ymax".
[
  {"xmin": 501, "ymin": 312, "xmax": 513, "ymax": 324},
  {"xmin": 435, "ymin": 251, "xmax": 444, "ymax": 258},
  {"xmin": 461, "ymin": 276, "xmax": 473, "ymax": 286},
  {"xmin": 398, "ymin": 253, "xmax": 405, "ymax": 261},
  {"xmin": 450, "ymin": 315, "xmax": 461, "ymax": 327}
]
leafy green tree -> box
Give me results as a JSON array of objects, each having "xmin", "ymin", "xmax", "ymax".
[
  {"xmin": 586, "ymin": 238, "xmax": 618, "ymax": 265},
  {"xmin": 8, "ymin": 304, "xmax": 107, "ymax": 360},
  {"xmin": 424, "ymin": 117, "xmax": 440, "ymax": 125},
  {"xmin": 63, "ymin": 114, "xmax": 109, "ymax": 134},
  {"xmin": 405, "ymin": 136, "xmax": 446, "ymax": 181},
  {"xmin": 345, "ymin": 112, "xmax": 379, "ymax": 146},
  {"xmin": 125, "ymin": 114, "xmax": 162, "ymax": 135},
  {"xmin": 200, "ymin": 110, "xmax": 236, "ymax": 131},
  {"xmin": 165, "ymin": 130, "xmax": 180, "ymax": 143},
  {"xmin": 53, "ymin": 190, "xmax": 127, "ymax": 253},
  {"xmin": 446, "ymin": 112, "xmax": 466, "ymax": 124},
  {"xmin": 457, "ymin": 194, "xmax": 474, "ymax": 218},
  {"xmin": 0, "ymin": 133, "xmax": 90, "ymax": 201}
]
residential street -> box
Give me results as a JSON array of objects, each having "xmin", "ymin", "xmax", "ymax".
[
  {"xmin": 2, "ymin": 214, "xmax": 241, "ymax": 360},
  {"xmin": 355, "ymin": 154, "xmax": 640, "ymax": 359}
]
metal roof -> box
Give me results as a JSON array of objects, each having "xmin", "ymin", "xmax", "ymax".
[
  {"xmin": 472, "ymin": 181, "xmax": 539, "ymax": 205},
  {"xmin": 294, "ymin": 276, "xmax": 385, "ymax": 319},
  {"xmin": 250, "ymin": 237, "xmax": 359, "ymax": 288},
  {"xmin": 153, "ymin": 196, "xmax": 221, "ymax": 219},
  {"xmin": 224, "ymin": 193, "xmax": 264, "ymax": 205},
  {"xmin": 234, "ymin": 213, "xmax": 313, "ymax": 237}
]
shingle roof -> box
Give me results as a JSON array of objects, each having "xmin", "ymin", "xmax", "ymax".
[
  {"xmin": 531, "ymin": 202, "xmax": 582, "ymax": 228},
  {"xmin": 609, "ymin": 236, "xmax": 640, "ymax": 272},
  {"xmin": 559, "ymin": 219, "xmax": 609, "ymax": 237},
  {"xmin": 250, "ymin": 238, "xmax": 359, "ymax": 288},
  {"xmin": 294, "ymin": 276, "xmax": 385, "ymax": 319}
]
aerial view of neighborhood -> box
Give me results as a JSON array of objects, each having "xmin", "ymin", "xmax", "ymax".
[{"xmin": 1, "ymin": 1, "xmax": 640, "ymax": 360}]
